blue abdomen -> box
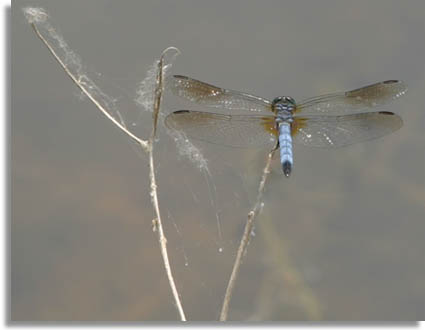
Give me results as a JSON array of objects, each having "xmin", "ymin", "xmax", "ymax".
[{"xmin": 279, "ymin": 123, "xmax": 293, "ymax": 177}]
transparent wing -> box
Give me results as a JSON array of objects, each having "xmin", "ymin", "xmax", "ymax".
[
  {"xmin": 165, "ymin": 110, "xmax": 277, "ymax": 148},
  {"xmin": 292, "ymin": 111, "xmax": 403, "ymax": 148},
  {"xmin": 296, "ymin": 80, "xmax": 407, "ymax": 115},
  {"xmin": 167, "ymin": 75, "xmax": 273, "ymax": 114}
]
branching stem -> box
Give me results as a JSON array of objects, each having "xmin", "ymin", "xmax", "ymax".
[
  {"xmin": 30, "ymin": 23, "xmax": 149, "ymax": 153},
  {"xmin": 148, "ymin": 49, "xmax": 186, "ymax": 321},
  {"xmin": 220, "ymin": 149, "xmax": 277, "ymax": 321},
  {"xmin": 27, "ymin": 12, "xmax": 186, "ymax": 321}
]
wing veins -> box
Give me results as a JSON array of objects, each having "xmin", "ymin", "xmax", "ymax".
[{"xmin": 168, "ymin": 75, "xmax": 272, "ymax": 114}]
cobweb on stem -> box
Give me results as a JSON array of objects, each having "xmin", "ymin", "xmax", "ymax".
[
  {"xmin": 23, "ymin": 7, "xmax": 238, "ymax": 319},
  {"xmin": 24, "ymin": 5, "xmax": 221, "ymax": 244},
  {"xmin": 135, "ymin": 49, "xmax": 180, "ymax": 113},
  {"xmin": 23, "ymin": 6, "xmax": 189, "ymax": 319},
  {"xmin": 134, "ymin": 49, "xmax": 222, "ymax": 242},
  {"xmin": 22, "ymin": 7, "xmax": 146, "ymax": 146},
  {"xmin": 163, "ymin": 129, "xmax": 224, "ymax": 244},
  {"xmin": 136, "ymin": 66, "xmax": 210, "ymax": 174},
  {"xmin": 134, "ymin": 49, "xmax": 224, "ymax": 244}
]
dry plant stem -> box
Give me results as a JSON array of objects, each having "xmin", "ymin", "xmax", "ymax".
[
  {"xmin": 151, "ymin": 52, "xmax": 164, "ymax": 139},
  {"xmin": 149, "ymin": 51, "xmax": 187, "ymax": 321},
  {"xmin": 30, "ymin": 22, "xmax": 186, "ymax": 321},
  {"xmin": 220, "ymin": 149, "xmax": 277, "ymax": 321},
  {"xmin": 30, "ymin": 23, "xmax": 149, "ymax": 153}
]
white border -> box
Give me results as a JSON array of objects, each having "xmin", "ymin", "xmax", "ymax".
[
  {"xmin": 1, "ymin": 0, "xmax": 9, "ymax": 326},
  {"xmin": 3, "ymin": 0, "xmax": 423, "ymax": 328}
]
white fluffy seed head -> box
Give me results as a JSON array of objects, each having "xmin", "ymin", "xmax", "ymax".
[{"xmin": 23, "ymin": 7, "xmax": 48, "ymax": 24}]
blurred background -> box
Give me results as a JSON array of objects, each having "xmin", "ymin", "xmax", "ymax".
[{"xmin": 11, "ymin": 0, "xmax": 424, "ymax": 321}]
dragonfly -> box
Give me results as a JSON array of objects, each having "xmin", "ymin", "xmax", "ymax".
[{"xmin": 165, "ymin": 75, "xmax": 406, "ymax": 177}]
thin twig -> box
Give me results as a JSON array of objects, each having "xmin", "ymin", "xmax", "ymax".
[
  {"xmin": 220, "ymin": 149, "xmax": 277, "ymax": 321},
  {"xmin": 28, "ymin": 13, "xmax": 186, "ymax": 321},
  {"xmin": 148, "ymin": 49, "xmax": 187, "ymax": 321},
  {"xmin": 30, "ymin": 23, "xmax": 149, "ymax": 153}
]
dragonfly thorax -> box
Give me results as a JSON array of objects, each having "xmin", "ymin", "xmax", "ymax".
[{"xmin": 272, "ymin": 96, "xmax": 296, "ymax": 121}]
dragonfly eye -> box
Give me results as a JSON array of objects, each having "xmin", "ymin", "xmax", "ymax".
[
  {"xmin": 272, "ymin": 96, "xmax": 296, "ymax": 106},
  {"xmin": 272, "ymin": 96, "xmax": 284, "ymax": 105},
  {"xmin": 272, "ymin": 96, "xmax": 296, "ymax": 113},
  {"xmin": 283, "ymin": 96, "xmax": 296, "ymax": 105}
]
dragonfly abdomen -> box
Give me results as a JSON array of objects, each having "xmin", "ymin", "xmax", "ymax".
[{"xmin": 279, "ymin": 122, "xmax": 293, "ymax": 177}]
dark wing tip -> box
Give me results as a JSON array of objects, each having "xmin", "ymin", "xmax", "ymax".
[
  {"xmin": 378, "ymin": 111, "xmax": 404, "ymax": 130},
  {"xmin": 165, "ymin": 110, "xmax": 191, "ymax": 129},
  {"xmin": 173, "ymin": 110, "xmax": 191, "ymax": 114},
  {"xmin": 383, "ymin": 80, "xmax": 408, "ymax": 94},
  {"xmin": 383, "ymin": 80, "xmax": 400, "ymax": 84}
]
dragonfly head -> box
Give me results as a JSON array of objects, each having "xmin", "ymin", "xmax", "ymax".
[{"xmin": 272, "ymin": 96, "xmax": 296, "ymax": 114}]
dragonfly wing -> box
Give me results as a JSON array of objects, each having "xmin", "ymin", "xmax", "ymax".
[
  {"xmin": 297, "ymin": 80, "xmax": 407, "ymax": 115},
  {"xmin": 165, "ymin": 110, "xmax": 277, "ymax": 148},
  {"xmin": 292, "ymin": 111, "xmax": 403, "ymax": 148},
  {"xmin": 168, "ymin": 75, "xmax": 272, "ymax": 114}
]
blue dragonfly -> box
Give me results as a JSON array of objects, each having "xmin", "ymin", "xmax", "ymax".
[{"xmin": 165, "ymin": 75, "xmax": 406, "ymax": 177}]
